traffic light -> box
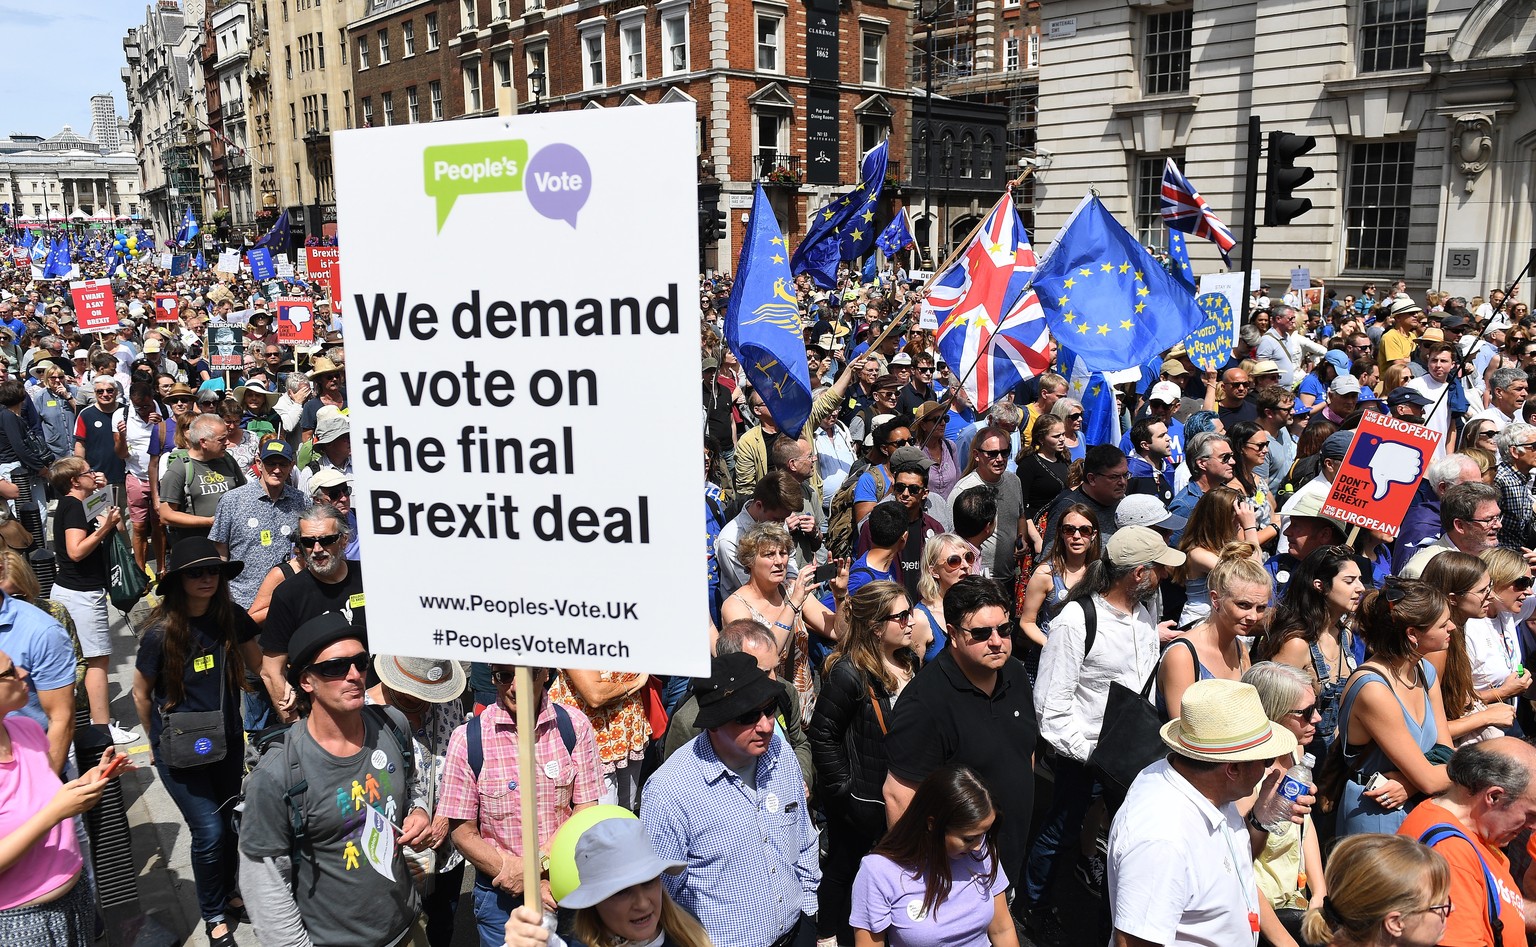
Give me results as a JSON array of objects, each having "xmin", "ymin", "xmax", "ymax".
[
  {"xmin": 699, "ymin": 208, "xmax": 717, "ymax": 243},
  {"xmin": 1264, "ymin": 131, "xmax": 1316, "ymax": 226},
  {"xmin": 714, "ymin": 209, "xmax": 728, "ymax": 241}
]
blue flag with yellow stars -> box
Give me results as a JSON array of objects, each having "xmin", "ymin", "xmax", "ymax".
[
  {"xmin": 726, "ymin": 185, "xmax": 814, "ymax": 438},
  {"xmin": 1166, "ymin": 228, "xmax": 1196, "ymax": 294},
  {"xmin": 790, "ymin": 139, "xmax": 888, "ymax": 290},
  {"xmin": 1034, "ymin": 195, "xmax": 1205, "ymax": 373}
]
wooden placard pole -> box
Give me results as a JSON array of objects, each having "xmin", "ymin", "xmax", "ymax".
[{"xmin": 514, "ymin": 665, "xmax": 541, "ymax": 910}]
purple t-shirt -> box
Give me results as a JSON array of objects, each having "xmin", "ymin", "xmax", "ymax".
[{"xmin": 850, "ymin": 850, "xmax": 1007, "ymax": 947}]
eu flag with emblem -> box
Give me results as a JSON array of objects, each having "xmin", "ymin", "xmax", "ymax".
[
  {"xmin": 726, "ymin": 185, "xmax": 814, "ymax": 437},
  {"xmin": 1034, "ymin": 195, "xmax": 1205, "ymax": 373},
  {"xmin": 194, "ymin": 250, "xmax": 207, "ymax": 270},
  {"xmin": 176, "ymin": 206, "xmax": 199, "ymax": 244},
  {"xmin": 42, "ymin": 236, "xmax": 72, "ymax": 279},
  {"xmin": 875, "ymin": 207, "xmax": 914, "ymax": 257},
  {"xmin": 252, "ymin": 210, "xmax": 290, "ymax": 254},
  {"xmin": 790, "ymin": 139, "xmax": 888, "ymax": 290},
  {"xmin": 1167, "ymin": 229, "xmax": 1196, "ymax": 294}
]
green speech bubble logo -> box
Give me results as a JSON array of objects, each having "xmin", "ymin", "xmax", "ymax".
[{"xmin": 424, "ymin": 140, "xmax": 530, "ymax": 232}]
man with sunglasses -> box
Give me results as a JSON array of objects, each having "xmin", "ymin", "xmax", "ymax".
[
  {"xmin": 1492, "ymin": 423, "xmax": 1536, "ymax": 553},
  {"xmin": 895, "ymin": 352, "xmax": 939, "ymax": 413},
  {"xmin": 1169, "ymin": 433, "xmax": 1236, "ymax": 545},
  {"xmin": 240, "ymin": 612, "xmax": 434, "ymax": 947},
  {"xmin": 1216, "ymin": 367, "xmax": 1259, "ymax": 428},
  {"xmin": 157, "ymin": 413, "xmax": 246, "ymax": 548},
  {"xmin": 1398, "ymin": 739, "xmax": 1536, "ymax": 947},
  {"xmin": 882, "ymin": 576, "xmax": 1036, "ymax": 896},
  {"xmin": 642, "ymin": 652, "xmax": 820, "ymax": 947},
  {"xmin": 298, "ymin": 408, "xmax": 352, "ymax": 497},
  {"xmin": 948, "ymin": 426, "xmax": 1025, "ymax": 584},
  {"xmin": 260, "ymin": 505, "xmax": 367, "ymax": 724}
]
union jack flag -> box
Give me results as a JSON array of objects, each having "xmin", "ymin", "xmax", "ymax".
[
  {"xmin": 1160, "ymin": 157, "xmax": 1235, "ymax": 265},
  {"xmin": 925, "ymin": 192, "xmax": 1052, "ymax": 411}
]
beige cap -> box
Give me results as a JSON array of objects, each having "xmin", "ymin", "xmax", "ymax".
[{"xmin": 1107, "ymin": 525, "xmax": 1186, "ymax": 569}]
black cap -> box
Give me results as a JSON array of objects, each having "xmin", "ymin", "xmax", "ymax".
[
  {"xmin": 286, "ymin": 612, "xmax": 363, "ymax": 686},
  {"xmin": 1387, "ymin": 386, "xmax": 1434, "ymax": 410}
]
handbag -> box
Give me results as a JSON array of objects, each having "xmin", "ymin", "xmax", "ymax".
[
  {"xmin": 107, "ymin": 529, "xmax": 149, "ymax": 612},
  {"xmin": 158, "ymin": 655, "xmax": 229, "ymax": 769},
  {"xmin": 641, "ymin": 675, "xmax": 669, "ymax": 741},
  {"xmin": 1086, "ymin": 606, "xmax": 1193, "ymax": 806}
]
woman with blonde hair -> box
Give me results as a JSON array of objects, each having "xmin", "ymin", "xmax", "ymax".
[
  {"xmin": 1462, "ymin": 546, "xmax": 1535, "ymax": 735},
  {"xmin": 1048, "ymin": 397, "xmax": 1085, "ymax": 461},
  {"xmin": 1418, "ymin": 551, "xmax": 1510, "ymax": 744},
  {"xmin": 1158, "ymin": 543, "xmax": 1270, "ymax": 719},
  {"xmin": 1380, "ymin": 362, "xmax": 1413, "ymax": 398},
  {"xmin": 1299, "ymin": 834, "xmax": 1449, "ymax": 947},
  {"xmin": 912, "ymin": 533, "xmax": 973, "ymax": 660},
  {"xmin": 1175, "ymin": 485, "xmax": 1262, "ymax": 625},
  {"xmin": 720, "ymin": 521, "xmax": 848, "ymax": 719},
  {"xmin": 810, "ymin": 580, "xmax": 920, "ymax": 945}
]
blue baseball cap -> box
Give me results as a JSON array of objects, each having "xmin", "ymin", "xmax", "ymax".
[
  {"xmin": 259, "ymin": 439, "xmax": 295, "ymax": 464},
  {"xmin": 1323, "ymin": 350, "xmax": 1352, "ymax": 374}
]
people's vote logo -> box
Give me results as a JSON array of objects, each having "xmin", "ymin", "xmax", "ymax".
[
  {"xmin": 1348, "ymin": 432, "xmax": 1424, "ymax": 500},
  {"xmin": 424, "ymin": 139, "xmax": 590, "ymax": 231}
]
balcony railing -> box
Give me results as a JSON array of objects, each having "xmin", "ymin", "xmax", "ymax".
[
  {"xmin": 757, "ymin": 153, "xmax": 802, "ymax": 185},
  {"xmin": 221, "ymin": 100, "xmax": 246, "ymax": 122}
]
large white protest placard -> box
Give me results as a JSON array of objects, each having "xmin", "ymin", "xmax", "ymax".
[
  {"xmin": 332, "ymin": 105, "xmax": 706, "ymax": 676},
  {"xmin": 216, "ymin": 250, "xmax": 240, "ymax": 274}
]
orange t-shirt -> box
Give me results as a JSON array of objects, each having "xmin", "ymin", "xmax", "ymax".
[{"xmin": 1399, "ymin": 801, "xmax": 1526, "ymax": 947}]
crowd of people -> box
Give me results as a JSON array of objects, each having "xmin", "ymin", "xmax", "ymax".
[{"xmin": 3, "ymin": 234, "xmax": 1536, "ymax": 947}]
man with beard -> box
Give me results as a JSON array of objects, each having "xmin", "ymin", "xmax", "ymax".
[
  {"xmin": 259, "ymin": 504, "xmax": 367, "ymax": 724},
  {"xmin": 1025, "ymin": 525, "xmax": 1184, "ymax": 933}
]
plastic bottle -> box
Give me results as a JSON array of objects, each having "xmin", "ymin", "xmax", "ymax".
[{"xmin": 1268, "ymin": 752, "xmax": 1315, "ymax": 829}]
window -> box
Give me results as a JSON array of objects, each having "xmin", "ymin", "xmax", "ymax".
[
  {"xmin": 494, "ymin": 54, "xmax": 512, "ymax": 91},
  {"xmin": 663, "ymin": 12, "xmax": 688, "ymax": 74},
  {"xmin": 1359, "ymin": 0, "xmax": 1427, "ymax": 73},
  {"xmin": 527, "ymin": 46, "xmax": 548, "ymax": 91},
  {"xmin": 859, "ymin": 119, "xmax": 889, "ymax": 156},
  {"xmin": 755, "ymin": 111, "xmax": 786, "ymax": 166},
  {"xmin": 382, "ymin": 92, "xmax": 395, "ymax": 126},
  {"xmin": 356, "ymin": 36, "xmax": 368, "ymax": 69},
  {"xmin": 583, "ymin": 32, "xmax": 605, "ymax": 89},
  {"xmin": 461, "ymin": 0, "xmax": 476, "ymax": 29},
  {"xmin": 1143, "ymin": 9, "xmax": 1191, "ymax": 94},
  {"xmin": 933, "ymin": 37, "xmax": 973, "ymax": 79},
  {"xmin": 862, "ymin": 31, "xmax": 884, "ymax": 85},
  {"xmin": 756, "ymin": 14, "xmax": 783, "ymax": 72},
  {"xmin": 1344, "ymin": 141, "xmax": 1415, "ymax": 271},
  {"xmin": 622, "ymin": 23, "xmax": 644, "ymax": 81},
  {"xmin": 979, "ymin": 136, "xmax": 995, "ymax": 179},
  {"xmin": 1004, "ymin": 36, "xmax": 1019, "ymax": 71},
  {"xmin": 339, "ymin": 29, "xmax": 347, "ymax": 64},
  {"xmin": 430, "ymin": 80, "xmax": 443, "ymax": 120},
  {"xmin": 361, "ymin": 96, "xmax": 373, "ymax": 127},
  {"xmin": 402, "ymin": 21, "xmax": 415, "ymax": 57},
  {"xmin": 320, "ymin": 93, "xmax": 329, "ymax": 131},
  {"xmin": 289, "ymin": 102, "xmax": 297, "ymax": 137},
  {"xmin": 463, "ymin": 63, "xmax": 482, "ymax": 112},
  {"xmin": 378, "ymin": 29, "xmax": 390, "ymax": 64},
  {"xmin": 285, "ymin": 45, "xmax": 293, "ymax": 77},
  {"xmin": 343, "ymin": 90, "xmax": 352, "ymax": 128},
  {"xmin": 1133, "ymin": 154, "xmax": 1182, "ymax": 245},
  {"xmin": 956, "ymin": 0, "xmax": 973, "ymax": 12},
  {"xmin": 496, "ymin": 0, "xmax": 510, "ymax": 18},
  {"xmin": 426, "ymin": 13, "xmax": 439, "ymax": 50},
  {"xmin": 1027, "ymin": 32, "xmax": 1040, "ymax": 68},
  {"xmin": 959, "ymin": 135, "xmax": 974, "ymax": 178},
  {"xmin": 302, "ymin": 95, "xmax": 319, "ymax": 134},
  {"xmin": 400, "ymin": 87, "xmax": 416, "ymax": 123},
  {"xmin": 317, "ymin": 32, "xmax": 325, "ymax": 69}
]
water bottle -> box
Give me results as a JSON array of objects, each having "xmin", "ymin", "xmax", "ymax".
[{"xmin": 1269, "ymin": 753, "xmax": 1315, "ymax": 829}]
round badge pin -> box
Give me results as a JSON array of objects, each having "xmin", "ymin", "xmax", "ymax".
[
  {"xmin": 764, "ymin": 792, "xmax": 781, "ymax": 814},
  {"xmin": 427, "ymin": 666, "xmax": 443, "ymax": 682},
  {"xmin": 543, "ymin": 760, "xmax": 559, "ymax": 779},
  {"xmin": 371, "ymin": 749, "xmax": 388, "ymax": 769},
  {"xmin": 247, "ymin": 517, "xmax": 260, "ymax": 528},
  {"xmin": 194, "ymin": 737, "xmax": 213, "ymax": 755},
  {"xmin": 906, "ymin": 900, "xmax": 927, "ymax": 922},
  {"xmin": 508, "ymin": 779, "xmax": 518, "ymax": 791}
]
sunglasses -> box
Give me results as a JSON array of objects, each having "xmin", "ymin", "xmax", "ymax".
[
  {"xmin": 884, "ymin": 437, "xmax": 915, "ymax": 448},
  {"xmin": 944, "ymin": 551, "xmax": 978, "ymax": 568},
  {"xmin": 959, "ymin": 622, "xmax": 1011, "ymax": 643},
  {"xmin": 491, "ymin": 669, "xmax": 519, "ymax": 686},
  {"xmin": 1060, "ymin": 524, "xmax": 1097, "ymax": 538},
  {"xmin": 307, "ymin": 652, "xmax": 369, "ymax": 679},
  {"xmin": 181, "ymin": 565, "xmax": 224, "ymax": 580},
  {"xmin": 319, "ymin": 485, "xmax": 352, "ymax": 499},
  {"xmin": 883, "ymin": 608, "xmax": 913, "ymax": 624},
  {"xmin": 1513, "ymin": 577, "xmax": 1534, "ymax": 591},
  {"xmin": 890, "ymin": 482, "xmax": 924, "ymax": 496},
  {"xmin": 0, "ymin": 664, "xmax": 16, "ymax": 680},
  {"xmin": 1064, "ymin": 412, "xmax": 1083, "ymax": 421},
  {"xmin": 733, "ymin": 702, "xmax": 778, "ymax": 727},
  {"xmin": 1227, "ymin": 381, "xmax": 1252, "ymax": 389},
  {"xmin": 977, "ymin": 447, "xmax": 1009, "ymax": 459},
  {"xmin": 300, "ymin": 533, "xmax": 343, "ymax": 548},
  {"xmin": 167, "ymin": 396, "xmax": 193, "ymax": 404}
]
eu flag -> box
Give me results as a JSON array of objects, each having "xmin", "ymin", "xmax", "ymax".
[
  {"xmin": 1166, "ymin": 229, "xmax": 1196, "ymax": 294},
  {"xmin": 252, "ymin": 210, "xmax": 290, "ymax": 254},
  {"xmin": 1034, "ymin": 195, "xmax": 1204, "ymax": 373},
  {"xmin": 42, "ymin": 237, "xmax": 72, "ymax": 279},
  {"xmin": 875, "ymin": 207, "xmax": 914, "ymax": 257},
  {"xmin": 790, "ymin": 139, "xmax": 888, "ymax": 290},
  {"xmin": 194, "ymin": 250, "xmax": 207, "ymax": 270},
  {"xmin": 176, "ymin": 207, "xmax": 199, "ymax": 244},
  {"xmin": 726, "ymin": 185, "xmax": 814, "ymax": 438}
]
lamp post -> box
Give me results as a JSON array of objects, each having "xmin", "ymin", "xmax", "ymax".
[{"xmin": 529, "ymin": 67, "xmax": 546, "ymax": 113}]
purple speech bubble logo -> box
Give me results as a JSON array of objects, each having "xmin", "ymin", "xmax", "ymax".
[{"xmin": 524, "ymin": 143, "xmax": 592, "ymax": 228}]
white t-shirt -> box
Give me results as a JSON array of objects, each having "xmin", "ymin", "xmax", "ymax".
[
  {"xmin": 1108, "ymin": 758, "xmax": 1260, "ymax": 946},
  {"xmin": 1406, "ymin": 375, "xmax": 1452, "ymax": 461}
]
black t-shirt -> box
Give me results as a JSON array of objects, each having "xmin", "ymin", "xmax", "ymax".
[
  {"xmin": 135, "ymin": 608, "xmax": 260, "ymax": 749},
  {"xmin": 260, "ymin": 561, "xmax": 368, "ymax": 656},
  {"xmin": 53, "ymin": 494, "xmax": 109, "ymax": 591},
  {"xmin": 883, "ymin": 647, "xmax": 1037, "ymax": 885}
]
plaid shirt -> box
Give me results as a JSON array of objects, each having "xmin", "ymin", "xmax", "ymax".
[
  {"xmin": 437, "ymin": 699, "xmax": 602, "ymax": 857},
  {"xmin": 1495, "ymin": 461, "xmax": 1534, "ymax": 551}
]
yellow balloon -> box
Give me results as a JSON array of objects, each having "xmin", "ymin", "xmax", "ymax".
[
  {"xmin": 547, "ymin": 804, "xmax": 637, "ymax": 903},
  {"xmin": 126, "ymin": 237, "xmax": 137, "ymax": 250}
]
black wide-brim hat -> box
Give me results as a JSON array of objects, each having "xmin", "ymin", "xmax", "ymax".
[
  {"xmin": 157, "ymin": 536, "xmax": 244, "ymax": 589},
  {"xmin": 693, "ymin": 652, "xmax": 785, "ymax": 729}
]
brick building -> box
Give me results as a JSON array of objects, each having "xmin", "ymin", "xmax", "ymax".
[{"xmin": 347, "ymin": 0, "xmax": 914, "ymax": 271}]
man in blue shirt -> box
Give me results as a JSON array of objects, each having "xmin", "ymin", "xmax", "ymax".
[{"xmin": 642, "ymin": 653, "xmax": 820, "ymax": 947}]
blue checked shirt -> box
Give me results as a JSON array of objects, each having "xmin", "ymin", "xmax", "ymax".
[{"xmin": 641, "ymin": 730, "xmax": 819, "ymax": 947}]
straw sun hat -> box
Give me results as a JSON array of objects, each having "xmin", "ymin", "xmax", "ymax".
[{"xmin": 1159, "ymin": 678, "xmax": 1297, "ymax": 763}]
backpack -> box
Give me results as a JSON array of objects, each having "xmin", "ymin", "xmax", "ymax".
[
  {"xmin": 826, "ymin": 462, "xmax": 887, "ymax": 560},
  {"xmin": 1417, "ymin": 823, "xmax": 1504, "ymax": 945},
  {"xmin": 239, "ymin": 705, "xmax": 414, "ymax": 887},
  {"xmin": 465, "ymin": 702, "xmax": 577, "ymax": 777}
]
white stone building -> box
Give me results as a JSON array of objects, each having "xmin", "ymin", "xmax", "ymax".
[
  {"xmin": 1035, "ymin": 0, "xmax": 1536, "ymax": 301},
  {"xmin": 122, "ymin": 0, "xmax": 211, "ymax": 241},
  {"xmin": 0, "ymin": 128, "xmax": 142, "ymax": 224}
]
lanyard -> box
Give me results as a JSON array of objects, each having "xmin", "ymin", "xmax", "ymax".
[{"xmin": 1218, "ymin": 817, "xmax": 1261, "ymax": 943}]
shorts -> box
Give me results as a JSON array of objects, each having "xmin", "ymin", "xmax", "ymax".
[
  {"xmin": 53, "ymin": 586, "xmax": 110, "ymax": 658},
  {"xmin": 126, "ymin": 473, "xmax": 154, "ymax": 527}
]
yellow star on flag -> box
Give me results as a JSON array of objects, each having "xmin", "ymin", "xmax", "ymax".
[
  {"xmin": 1063, "ymin": 311, "xmax": 1075, "ymax": 323},
  {"xmin": 1078, "ymin": 267, "xmax": 1093, "ymax": 278},
  {"xmin": 850, "ymin": 228, "xmax": 864, "ymax": 242},
  {"xmin": 1077, "ymin": 323, "xmax": 1089, "ymax": 334},
  {"xmin": 1090, "ymin": 384, "xmax": 1103, "ymax": 396},
  {"xmin": 1135, "ymin": 302, "xmax": 1146, "ymax": 313},
  {"xmin": 1137, "ymin": 286, "xmax": 1151, "ymax": 298},
  {"xmin": 1064, "ymin": 277, "xmax": 1076, "ymax": 289},
  {"xmin": 1121, "ymin": 319, "xmax": 1134, "ymax": 329},
  {"xmin": 823, "ymin": 210, "xmax": 835, "ymax": 221},
  {"xmin": 1057, "ymin": 295, "xmax": 1070, "ymax": 306},
  {"xmin": 861, "ymin": 210, "xmax": 875, "ymax": 223},
  {"xmin": 1097, "ymin": 324, "xmax": 1111, "ymax": 335},
  {"xmin": 771, "ymin": 254, "xmax": 784, "ymax": 264},
  {"xmin": 1119, "ymin": 262, "xmax": 1131, "ymax": 273},
  {"xmin": 1134, "ymin": 270, "xmax": 1144, "ymax": 281},
  {"xmin": 770, "ymin": 236, "xmax": 785, "ymax": 246},
  {"xmin": 1101, "ymin": 262, "xmax": 1114, "ymax": 273}
]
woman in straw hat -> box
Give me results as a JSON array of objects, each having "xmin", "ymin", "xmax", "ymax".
[
  {"xmin": 129, "ymin": 538, "xmax": 256, "ymax": 947},
  {"xmin": 300, "ymin": 356, "xmax": 346, "ymax": 443},
  {"xmin": 1299, "ymin": 834, "xmax": 1449, "ymax": 947},
  {"xmin": 503, "ymin": 814, "xmax": 711, "ymax": 947},
  {"xmin": 367, "ymin": 655, "xmax": 468, "ymax": 947}
]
